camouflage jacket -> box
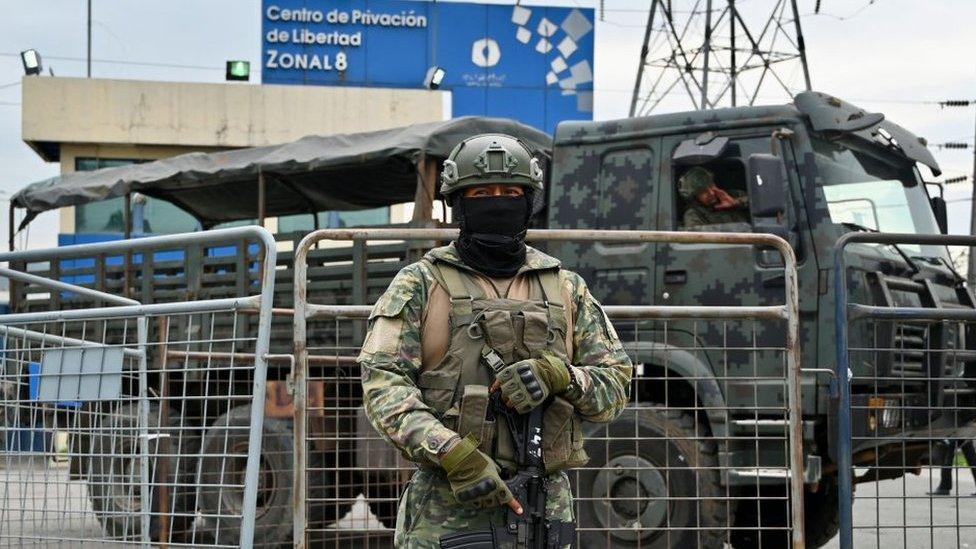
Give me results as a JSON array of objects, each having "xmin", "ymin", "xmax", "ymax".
[
  {"xmin": 683, "ymin": 189, "xmax": 750, "ymax": 228},
  {"xmin": 357, "ymin": 243, "xmax": 633, "ymax": 466}
]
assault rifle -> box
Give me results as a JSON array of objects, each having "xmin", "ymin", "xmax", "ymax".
[{"xmin": 440, "ymin": 393, "xmax": 574, "ymax": 548}]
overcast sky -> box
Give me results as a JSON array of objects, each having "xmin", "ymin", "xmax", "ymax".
[{"xmin": 1, "ymin": 0, "xmax": 974, "ymax": 249}]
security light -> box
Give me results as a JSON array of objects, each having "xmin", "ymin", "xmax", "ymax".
[
  {"xmin": 424, "ymin": 66, "xmax": 446, "ymax": 90},
  {"xmin": 21, "ymin": 49, "xmax": 42, "ymax": 76},
  {"xmin": 225, "ymin": 60, "xmax": 250, "ymax": 82}
]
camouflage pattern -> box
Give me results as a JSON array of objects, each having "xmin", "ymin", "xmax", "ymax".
[
  {"xmin": 545, "ymin": 92, "xmax": 956, "ymax": 492},
  {"xmin": 682, "ymin": 188, "xmax": 750, "ymax": 228},
  {"xmin": 440, "ymin": 133, "xmax": 545, "ymax": 195},
  {"xmin": 394, "ymin": 469, "xmax": 573, "ymax": 548},
  {"xmin": 358, "ymin": 243, "xmax": 632, "ymax": 544}
]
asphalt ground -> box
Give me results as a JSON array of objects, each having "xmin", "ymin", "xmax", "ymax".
[
  {"xmin": 1, "ymin": 460, "xmax": 974, "ymax": 548},
  {"xmin": 821, "ymin": 466, "xmax": 976, "ymax": 549}
]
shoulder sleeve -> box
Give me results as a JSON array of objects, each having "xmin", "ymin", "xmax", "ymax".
[
  {"xmin": 358, "ymin": 261, "xmax": 459, "ymax": 465},
  {"xmin": 560, "ymin": 270, "xmax": 634, "ymax": 423},
  {"xmin": 683, "ymin": 207, "xmax": 706, "ymax": 228}
]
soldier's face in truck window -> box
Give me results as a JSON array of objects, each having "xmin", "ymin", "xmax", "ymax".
[
  {"xmin": 695, "ymin": 185, "xmax": 718, "ymax": 206},
  {"xmin": 463, "ymin": 184, "xmax": 525, "ymax": 198}
]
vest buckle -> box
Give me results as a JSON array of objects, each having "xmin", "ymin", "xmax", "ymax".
[{"xmin": 481, "ymin": 347, "xmax": 506, "ymax": 374}]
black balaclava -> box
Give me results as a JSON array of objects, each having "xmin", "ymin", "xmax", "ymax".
[{"xmin": 454, "ymin": 191, "xmax": 532, "ymax": 278}]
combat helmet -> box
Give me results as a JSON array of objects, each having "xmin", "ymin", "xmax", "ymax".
[
  {"xmin": 677, "ymin": 166, "xmax": 715, "ymax": 200},
  {"xmin": 440, "ymin": 134, "xmax": 544, "ymax": 196}
]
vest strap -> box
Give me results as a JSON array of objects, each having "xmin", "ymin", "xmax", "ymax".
[
  {"xmin": 431, "ymin": 261, "xmax": 477, "ymax": 326},
  {"xmin": 537, "ymin": 269, "xmax": 566, "ymax": 335}
]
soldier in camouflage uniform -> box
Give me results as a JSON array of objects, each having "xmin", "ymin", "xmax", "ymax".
[
  {"xmin": 679, "ymin": 166, "xmax": 751, "ymax": 229},
  {"xmin": 358, "ymin": 134, "xmax": 633, "ymax": 548}
]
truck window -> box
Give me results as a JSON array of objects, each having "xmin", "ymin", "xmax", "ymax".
[
  {"xmin": 813, "ymin": 136, "xmax": 948, "ymax": 260},
  {"xmin": 672, "ymin": 136, "xmax": 770, "ymax": 232}
]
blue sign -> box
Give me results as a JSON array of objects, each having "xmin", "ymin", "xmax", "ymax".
[{"xmin": 261, "ymin": 0, "xmax": 594, "ymax": 133}]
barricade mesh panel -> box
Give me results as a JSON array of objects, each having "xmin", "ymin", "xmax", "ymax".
[
  {"xmin": 0, "ymin": 309, "xmax": 272, "ymax": 547},
  {"xmin": 845, "ymin": 317, "xmax": 976, "ymax": 548}
]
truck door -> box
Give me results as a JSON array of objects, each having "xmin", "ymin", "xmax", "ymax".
[
  {"xmin": 547, "ymin": 141, "xmax": 661, "ymax": 307},
  {"xmin": 656, "ymin": 132, "xmax": 795, "ymax": 308},
  {"xmin": 654, "ymin": 131, "xmax": 808, "ymax": 421}
]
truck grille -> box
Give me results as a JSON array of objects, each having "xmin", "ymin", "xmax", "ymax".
[{"xmin": 890, "ymin": 323, "xmax": 928, "ymax": 378}]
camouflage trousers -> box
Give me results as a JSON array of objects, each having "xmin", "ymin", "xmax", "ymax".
[{"xmin": 394, "ymin": 468, "xmax": 574, "ymax": 548}]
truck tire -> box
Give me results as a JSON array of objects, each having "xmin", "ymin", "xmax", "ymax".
[
  {"xmin": 730, "ymin": 482, "xmax": 838, "ymax": 549},
  {"xmin": 801, "ymin": 482, "xmax": 840, "ymax": 548},
  {"xmin": 197, "ymin": 405, "xmax": 354, "ymax": 545},
  {"xmin": 577, "ymin": 407, "xmax": 729, "ymax": 548},
  {"xmin": 198, "ymin": 405, "xmax": 294, "ymax": 546},
  {"xmin": 87, "ymin": 403, "xmax": 199, "ymax": 542}
]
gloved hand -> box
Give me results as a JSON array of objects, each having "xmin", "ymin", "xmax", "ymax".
[
  {"xmin": 440, "ymin": 435, "xmax": 522, "ymax": 513},
  {"xmin": 492, "ymin": 352, "xmax": 570, "ymax": 414}
]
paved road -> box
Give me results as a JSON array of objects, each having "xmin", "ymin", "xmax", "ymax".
[
  {"xmin": 821, "ymin": 467, "xmax": 976, "ymax": 549},
  {"xmin": 3, "ymin": 459, "xmax": 974, "ymax": 548}
]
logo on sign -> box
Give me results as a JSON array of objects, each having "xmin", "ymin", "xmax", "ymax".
[{"xmin": 471, "ymin": 38, "xmax": 501, "ymax": 68}]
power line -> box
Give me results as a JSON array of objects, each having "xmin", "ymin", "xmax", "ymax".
[{"xmin": 803, "ymin": 0, "xmax": 878, "ymax": 21}]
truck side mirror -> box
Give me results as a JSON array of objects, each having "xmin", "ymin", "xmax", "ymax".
[
  {"xmin": 747, "ymin": 153, "xmax": 793, "ymax": 242},
  {"xmin": 930, "ymin": 195, "xmax": 948, "ymax": 234},
  {"xmin": 748, "ymin": 154, "xmax": 789, "ymax": 218}
]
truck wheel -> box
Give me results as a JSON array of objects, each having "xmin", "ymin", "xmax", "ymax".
[
  {"xmin": 198, "ymin": 406, "xmax": 293, "ymax": 546},
  {"xmin": 87, "ymin": 403, "xmax": 199, "ymax": 542},
  {"xmin": 577, "ymin": 407, "xmax": 729, "ymax": 548},
  {"xmin": 800, "ymin": 482, "xmax": 839, "ymax": 548},
  {"xmin": 197, "ymin": 406, "xmax": 355, "ymax": 545},
  {"xmin": 730, "ymin": 482, "xmax": 838, "ymax": 549}
]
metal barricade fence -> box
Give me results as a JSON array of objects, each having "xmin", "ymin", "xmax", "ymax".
[
  {"xmin": 292, "ymin": 228, "xmax": 807, "ymax": 548},
  {"xmin": 834, "ymin": 233, "xmax": 976, "ymax": 549},
  {"xmin": 0, "ymin": 227, "xmax": 277, "ymax": 548}
]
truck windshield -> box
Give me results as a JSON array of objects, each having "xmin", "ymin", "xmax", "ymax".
[{"xmin": 813, "ymin": 136, "xmax": 948, "ymax": 261}]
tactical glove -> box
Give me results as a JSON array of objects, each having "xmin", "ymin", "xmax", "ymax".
[
  {"xmin": 495, "ymin": 352, "xmax": 570, "ymax": 414},
  {"xmin": 440, "ymin": 435, "xmax": 514, "ymax": 509}
]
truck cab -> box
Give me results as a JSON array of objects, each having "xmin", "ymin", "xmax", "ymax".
[{"xmin": 545, "ymin": 91, "xmax": 972, "ymax": 548}]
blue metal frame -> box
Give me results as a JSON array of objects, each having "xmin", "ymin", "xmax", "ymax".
[{"xmin": 832, "ymin": 231, "xmax": 976, "ymax": 549}]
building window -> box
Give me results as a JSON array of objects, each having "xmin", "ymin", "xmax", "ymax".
[
  {"xmin": 277, "ymin": 208, "xmax": 391, "ymax": 233},
  {"xmin": 73, "ymin": 157, "xmax": 200, "ymax": 234}
]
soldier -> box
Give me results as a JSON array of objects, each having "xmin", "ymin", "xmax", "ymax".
[
  {"xmin": 678, "ymin": 165, "xmax": 751, "ymax": 229},
  {"xmin": 358, "ymin": 134, "xmax": 633, "ymax": 548}
]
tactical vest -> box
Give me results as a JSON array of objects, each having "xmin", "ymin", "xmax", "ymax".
[{"xmin": 417, "ymin": 258, "xmax": 589, "ymax": 474}]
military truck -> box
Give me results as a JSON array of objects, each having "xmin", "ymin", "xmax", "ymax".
[
  {"xmin": 6, "ymin": 93, "xmax": 971, "ymax": 548},
  {"xmin": 541, "ymin": 91, "xmax": 971, "ymax": 548}
]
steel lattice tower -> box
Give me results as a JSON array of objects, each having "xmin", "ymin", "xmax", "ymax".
[{"xmin": 629, "ymin": 0, "xmax": 812, "ymax": 116}]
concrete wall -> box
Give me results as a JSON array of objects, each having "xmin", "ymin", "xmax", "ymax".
[{"xmin": 22, "ymin": 76, "xmax": 447, "ymax": 161}]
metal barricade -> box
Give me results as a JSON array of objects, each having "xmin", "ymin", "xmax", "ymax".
[
  {"xmin": 292, "ymin": 228, "xmax": 806, "ymax": 548},
  {"xmin": 834, "ymin": 232, "xmax": 976, "ymax": 549},
  {"xmin": 0, "ymin": 227, "xmax": 277, "ymax": 548}
]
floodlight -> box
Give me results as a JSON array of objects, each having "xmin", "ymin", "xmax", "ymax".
[
  {"xmin": 424, "ymin": 66, "xmax": 446, "ymax": 90},
  {"xmin": 225, "ymin": 60, "xmax": 250, "ymax": 82},
  {"xmin": 21, "ymin": 49, "xmax": 42, "ymax": 76}
]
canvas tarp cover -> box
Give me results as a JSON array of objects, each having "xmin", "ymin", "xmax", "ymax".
[{"xmin": 12, "ymin": 116, "xmax": 551, "ymax": 229}]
